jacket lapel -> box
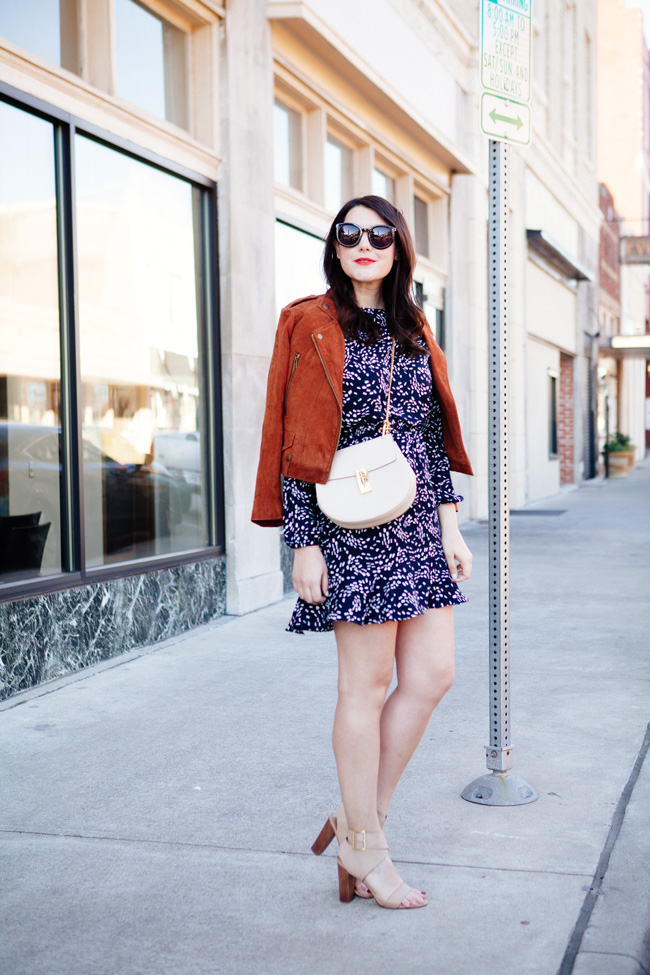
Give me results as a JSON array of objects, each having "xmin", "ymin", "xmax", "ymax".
[{"xmin": 311, "ymin": 312, "xmax": 345, "ymax": 408}]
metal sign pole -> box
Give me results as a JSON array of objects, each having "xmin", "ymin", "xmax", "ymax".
[{"xmin": 461, "ymin": 139, "xmax": 538, "ymax": 806}]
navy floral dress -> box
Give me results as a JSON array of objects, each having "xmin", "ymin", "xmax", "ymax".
[{"xmin": 283, "ymin": 308, "xmax": 467, "ymax": 633}]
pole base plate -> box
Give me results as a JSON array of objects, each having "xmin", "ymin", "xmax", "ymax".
[{"xmin": 461, "ymin": 771, "xmax": 539, "ymax": 806}]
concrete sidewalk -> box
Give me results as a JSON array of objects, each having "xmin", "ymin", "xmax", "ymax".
[{"xmin": 1, "ymin": 464, "xmax": 649, "ymax": 975}]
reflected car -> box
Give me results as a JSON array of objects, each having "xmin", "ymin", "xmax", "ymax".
[
  {"xmin": 153, "ymin": 430, "xmax": 200, "ymax": 513},
  {"xmin": 0, "ymin": 423, "xmax": 182, "ymax": 558}
]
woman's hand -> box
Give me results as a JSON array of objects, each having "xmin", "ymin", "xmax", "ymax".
[
  {"xmin": 437, "ymin": 503, "xmax": 473, "ymax": 583},
  {"xmin": 292, "ymin": 545, "xmax": 329, "ymax": 604}
]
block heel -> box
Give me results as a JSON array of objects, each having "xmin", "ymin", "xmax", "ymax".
[
  {"xmin": 311, "ymin": 814, "xmax": 336, "ymax": 855},
  {"xmin": 337, "ymin": 858, "xmax": 356, "ymax": 903}
]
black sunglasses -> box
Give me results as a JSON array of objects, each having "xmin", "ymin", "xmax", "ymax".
[{"xmin": 335, "ymin": 223, "xmax": 396, "ymax": 249}]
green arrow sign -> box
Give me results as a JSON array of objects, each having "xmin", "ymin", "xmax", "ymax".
[
  {"xmin": 489, "ymin": 107, "xmax": 524, "ymax": 130},
  {"xmin": 481, "ymin": 92, "xmax": 531, "ymax": 145}
]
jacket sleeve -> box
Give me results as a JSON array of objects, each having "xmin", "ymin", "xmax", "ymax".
[
  {"xmin": 422, "ymin": 396, "xmax": 464, "ymax": 507},
  {"xmin": 423, "ymin": 324, "xmax": 473, "ymax": 477},
  {"xmin": 251, "ymin": 306, "xmax": 294, "ymax": 527}
]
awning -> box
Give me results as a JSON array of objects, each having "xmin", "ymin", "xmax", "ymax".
[
  {"xmin": 527, "ymin": 229, "xmax": 593, "ymax": 281},
  {"xmin": 599, "ymin": 334, "xmax": 650, "ymax": 359}
]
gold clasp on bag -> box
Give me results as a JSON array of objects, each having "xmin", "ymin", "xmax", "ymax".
[{"xmin": 355, "ymin": 468, "xmax": 372, "ymax": 494}]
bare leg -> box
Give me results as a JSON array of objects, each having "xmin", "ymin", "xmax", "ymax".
[
  {"xmin": 332, "ymin": 619, "xmax": 396, "ymax": 830},
  {"xmin": 376, "ymin": 607, "xmax": 455, "ymax": 822},
  {"xmin": 332, "ymin": 620, "xmax": 426, "ymax": 908}
]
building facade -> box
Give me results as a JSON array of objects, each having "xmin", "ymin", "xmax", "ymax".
[
  {"xmin": 0, "ymin": 0, "xmax": 601, "ymax": 698},
  {"xmin": 597, "ymin": 182, "xmax": 622, "ymax": 457},
  {"xmin": 519, "ymin": 0, "xmax": 600, "ymax": 496},
  {"xmin": 597, "ymin": 0, "xmax": 650, "ymax": 460}
]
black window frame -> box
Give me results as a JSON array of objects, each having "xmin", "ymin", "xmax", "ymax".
[{"xmin": 0, "ymin": 81, "xmax": 224, "ymax": 603}]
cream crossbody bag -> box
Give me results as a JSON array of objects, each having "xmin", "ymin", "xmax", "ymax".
[{"xmin": 315, "ymin": 338, "xmax": 417, "ymax": 530}]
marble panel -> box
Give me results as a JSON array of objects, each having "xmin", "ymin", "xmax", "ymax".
[{"xmin": 0, "ymin": 557, "xmax": 226, "ymax": 700}]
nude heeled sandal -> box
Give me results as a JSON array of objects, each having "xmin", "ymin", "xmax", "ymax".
[
  {"xmin": 311, "ymin": 807, "xmax": 374, "ymax": 899},
  {"xmin": 311, "ymin": 805, "xmax": 389, "ymax": 855},
  {"xmin": 337, "ymin": 828, "xmax": 427, "ymax": 910}
]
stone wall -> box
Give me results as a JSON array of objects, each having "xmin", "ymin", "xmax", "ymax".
[{"xmin": 0, "ymin": 557, "xmax": 226, "ymax": 700}]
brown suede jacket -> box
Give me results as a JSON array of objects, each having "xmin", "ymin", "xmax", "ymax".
[{"xmin": 251, "ymin": 292, "xmax": 473, "ymax": 528}]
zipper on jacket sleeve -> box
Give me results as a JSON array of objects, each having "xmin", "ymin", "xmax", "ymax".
[{"xmin": 283, "ymin": 353, "xmax": 300, "ymax": 411}]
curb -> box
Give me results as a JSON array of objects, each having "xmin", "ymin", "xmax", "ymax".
[{"xmin": 560, "ymin": 721, "xmax": 650, "ymax": 975}]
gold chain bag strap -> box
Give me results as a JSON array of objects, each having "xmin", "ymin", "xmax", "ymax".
[{"xmin": 315, "ymin": 338, "xmax": 417, "ymax": 529}]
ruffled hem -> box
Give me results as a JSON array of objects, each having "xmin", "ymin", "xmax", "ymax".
[{"xmin": 286, "ymin": 585, "xmax": 467, "ymax": 634}]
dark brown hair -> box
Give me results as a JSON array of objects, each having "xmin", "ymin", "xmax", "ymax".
[{"xmin": 323, "ymin": 195, "xmax": 428, "ymax": 356}]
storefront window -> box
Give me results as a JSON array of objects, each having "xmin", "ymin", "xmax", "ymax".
[
  {"xmin": 325, "ymin": 137, "xmax": 353, "ymax": 213},
  {"xmin": 75, "ymin": 135, "xmax": 207, "ymax": 567},
  {"xmin": 0, "ymin": 102, "xmax": 63, "ymax": 583},
  {"xmin": 115, "ymin": 0, "xmax": 188, "ymax": 128}
]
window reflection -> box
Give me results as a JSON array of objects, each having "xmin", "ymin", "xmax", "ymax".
[
  {"xmin": 414, "ymin": 195, "xmax": 429, "ymax": 258},
  {"xmin": 75, "ymin": 135, "xmax": 207, "ymax": 566},
  {"xmin": 115, "ymin": 0, "xmax": 188, "ymax": 128},
  {"xmin": 0, "ymin": 1, "xmax": 62, "ymax": 66},
  {"xmin": 325, "ymin": 137, "xmax": 353, "ymax": 214},
  {"xmin": 274, "ymin": 101, "xmax": 302, "ymax": 190},
  {"xmin": 275, "ymin": 221, "xmax": 326, "ymax": 318},
  {"xmin": 372, "ymin": 168, "xmax": 395, "ymax": 203},
  {"xmin": 0, "ymin": 102, "xmax": 63, "ymax": 583}
]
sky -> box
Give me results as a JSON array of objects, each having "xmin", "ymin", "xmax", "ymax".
[{"xmin": 626, "ymin": 0, "xmax": 650, "ymax": 48}]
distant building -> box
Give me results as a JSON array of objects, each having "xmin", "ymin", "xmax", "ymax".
[
  {"xmin": 597, "ymin": 0, "xmax": 650, "ymax": 460},
  {"xmin": 520, "ymin": 0, "xmax": 600, "ymax": 496},
  {"xmin": 597, "ymin": 183, "xmax": 622, "ymax": 462}
]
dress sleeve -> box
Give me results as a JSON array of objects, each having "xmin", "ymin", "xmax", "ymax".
[
  {"xmin": 422, "ymin": 396, "xmax": 464, "ymax": 506},
  {"xmin": 282, "ymin": 477, "xmax": 326, "ymax": 548}
]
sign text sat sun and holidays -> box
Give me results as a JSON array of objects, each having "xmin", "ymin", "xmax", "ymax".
[{"xmin": 480, "ymin": 0, "xmax": 532, "ymax": 146}]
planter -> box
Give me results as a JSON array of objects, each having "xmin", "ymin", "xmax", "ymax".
[
  {"xmin": 607, "ymin": 452, "xmax": 629, "ymax": 477},
  {"xmin": 626, "ymin": 447, "xmax": 637, "ymax": 470}
]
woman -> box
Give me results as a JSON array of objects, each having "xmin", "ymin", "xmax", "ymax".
[{"xmin": 252, "ymin": 196, "xmax": 473, "ymax": 910}]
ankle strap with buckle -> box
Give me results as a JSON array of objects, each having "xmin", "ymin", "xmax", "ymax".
[{"xmin": 346, "ymin": 828, "xmax": 367, "ymax": 851}]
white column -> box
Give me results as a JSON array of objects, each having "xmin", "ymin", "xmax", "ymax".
[
  {"xmin": 353, "ymin": 146, "xmax": 374, "ymax": 196},
  {"xmin": 78, "ymin": 0, "xmax": 116, "ymax": 94},
  {"xmin": 306, "ymin": 107, "xmax": 326, "ymax": 206},
  {"xmin": 219, "ymin": 0, "xmax": 283, "ymax": 615}
]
